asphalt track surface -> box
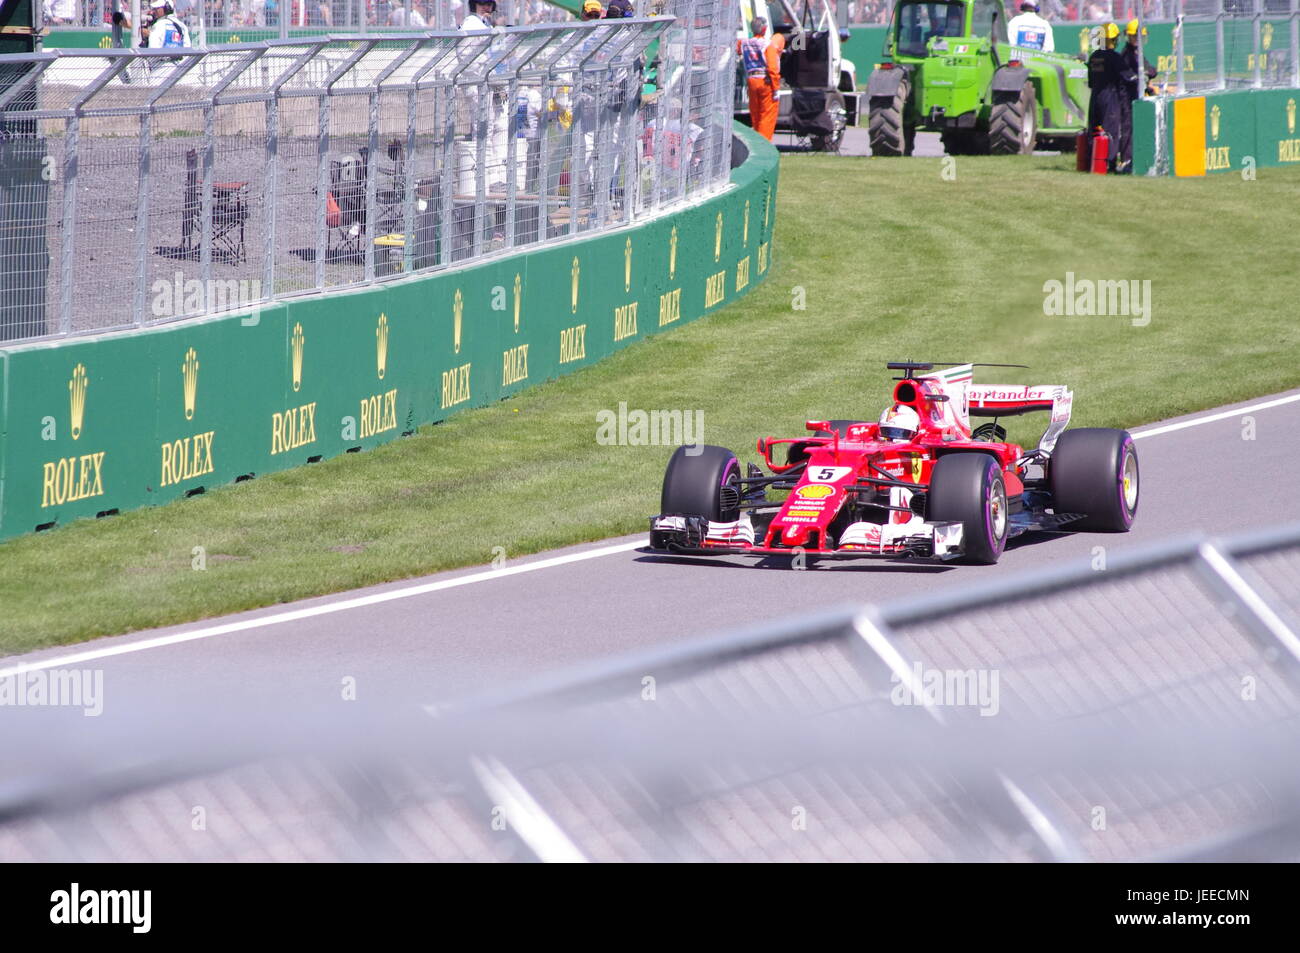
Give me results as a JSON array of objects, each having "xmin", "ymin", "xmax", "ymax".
[{"xmin": 3, "ymin": 388, "xmax": 1299, "ymax": 722}]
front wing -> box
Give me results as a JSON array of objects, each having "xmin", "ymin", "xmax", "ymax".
[{"xmin": 649, "ymin": 514, "xmax": 967, "ymax": 561}]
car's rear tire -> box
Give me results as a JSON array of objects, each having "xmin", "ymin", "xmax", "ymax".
[
  {"xmin": 868, "ymin": 78, "xmax": 914, "ymax": 157},
  {"xmin": 661, "ymin": 444, "xmax": 741, "ymax": 523},
  {"xmin": 989, "ymin": 82, "xmax": 1037, "ymax": 155},
  {"xmin": 1049, "ymin": 428, "xmax": 1138, "ymax": 531},
  {"xmin": 927, "ymin": 453, "xmax": 1008, "ymax": 564}
]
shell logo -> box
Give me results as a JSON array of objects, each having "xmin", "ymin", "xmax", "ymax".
[{"xmin": 796, "ymin": 484, "xmax": 835, "ymax": 500}]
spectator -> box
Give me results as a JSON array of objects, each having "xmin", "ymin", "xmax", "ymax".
[
  {"xmin": 43, "ymin": 0, "xmax": 78, "ymax": 26},
  {"xmin": 145, "ymin": 0, "xmax": 192, "ymax": 46},
  {"xmin": 605, "ymin": 0, "xmax": 632, "ymax": 17},
  {"xmin": 462, "ymin": 0, "xmax": 495, "ymax": 29},
  {"xmin": 1007, "ymin": 0, "xmax": 1055, "ymax": 51},
  {"xmin": 388, "ymin": 0, "xmax": 426, "ymax": 26},
  {"xmin": 580, "ymin": 0, "xmax": 602, "ymax": 21}
]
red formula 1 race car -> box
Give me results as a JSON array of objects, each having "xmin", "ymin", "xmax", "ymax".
[{"xmin": 648, "ymin": 362, "xmax": 1139, "ymax": 564}]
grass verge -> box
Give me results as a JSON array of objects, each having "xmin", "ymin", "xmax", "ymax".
[{"xmin": 3, "ymin": 153, "xmax": 1298, "ymax": 654}]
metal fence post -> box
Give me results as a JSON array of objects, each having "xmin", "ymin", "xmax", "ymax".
[
  {"xmin": 265, "ymin": 92, "xmax": 278, "ymax": 309},
  {"xmin": 438, "ymin": 81, "xmax": 456, "ymax": 268},
  {"xmin": 135, "ymin": 110, "xmax": 151, "ymax": 326},
  {"xmin": 200, "ymin": 99, "xmax": 216, "ymax": 304},
  {"xmin": 1217, "ymin": 0, "xmax": 1226, "ymax": 89},
  {"xmin": 1254, "ymin": 0, "xmax": 1264, "ymax": 88},
  {"xmin": 366, "ymin": 77, "xmax": 380, "ymax": 283},
  {"xmin": 1292, "ymin": 0, "xmax": 1299, "ymax": 87},
  {"xmin": 59, "ymin": 113, "xmax": 78, "ymax": 335},
  {"xmin": 315, "ymin": 90, "xmax": 329, "ymax": 290},
  {"xmin": 1176, "ymin": 4, "xmax": 1185, "ymax": 94},
  {"xmin": 676, "ymin": 11, "xmax": 696, "ymax": 202}
]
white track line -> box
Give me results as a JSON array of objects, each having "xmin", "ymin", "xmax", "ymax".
[
  {"xmin": 1130, "ymin": 392, "xmax": 1300, "ymax": 440},
  {"xmin": 3, "ymin": 391, "xmax": 1297, "ymax": 676},
  {"xmin": 0, "ymin": 540, "xmax": 642, "ymax": 678}
]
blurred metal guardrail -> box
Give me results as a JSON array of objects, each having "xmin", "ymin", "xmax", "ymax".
[
  {"xmin": 0, "ymin": 1, "xmax": 740, "ymax": 342},
  {"xmin": 44, "ymin": 0, "xmax": 579, "ymax": 40},
  {"xmin": 1, "ymin": 521, "xmax": 1297, "ymax": 861}
]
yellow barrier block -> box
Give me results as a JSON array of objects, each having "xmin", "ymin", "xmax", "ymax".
[{"xmin": 1173, "ymin": 96, "xmax": 1207, "ymax": 177}]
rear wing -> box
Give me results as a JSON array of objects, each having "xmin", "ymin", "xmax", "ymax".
[
  {"xmin": 966, "ymin": 384, "xmax": 1074, "ymax": 452},
  {"xmin": 916, "ymin": 364, "xmax": 1073, "ymax": 453}
]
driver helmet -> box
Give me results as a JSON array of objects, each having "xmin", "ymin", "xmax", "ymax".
[{"xmin": 878, "ymin": 404, "xmax": 921, "ymax": 443}]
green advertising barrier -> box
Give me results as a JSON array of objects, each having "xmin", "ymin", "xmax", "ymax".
[
  {"xmin": 1135, "ymin": 85, "xmax": 1300, "ymax": 175},
  {"xmin": 0, "ymin": 124, "xmax": 779, "ymax": 541}
]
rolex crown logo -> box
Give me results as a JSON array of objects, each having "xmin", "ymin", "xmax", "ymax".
[
  {"xmin": 669, "ymin": 226, "xmax": 678, "ymax": 279},
  {"xmin": 764, "ymin": 184, "xmax": 772, "ymax": 228},
  {"xmin": 291, "ymin": 322, "xmax": 305, "ymax": 392},
  {"xmin": 743, "ymin": 200, "xmax": 750, "ymax": 247},
  {"xmin": 624, "ymin": 238, "xmax": 632, "ymax": 294},
  {"xmin": 453, "ymin": 289, "xmax": 463, "ymax": 355},
  {"xmin": 1210, "ymin": 104, "xmax": 1221, "ymax": 141},
  {"xmin": 68, "ymin": 363, "xmax": 88, "ymax": 441},
  {"xmin": 571, "ymin": 256, "xmax": 580, "ymax": 314},
  {"xmin": 1288, "ymin": 98, "xmax": 1296, "ymax": 135},
  {"xmin": 182, "ymin": 347, "xmax": 199, "ymax": 421},
  {"xmin": 714, "ymin": 212, "xmax": 723, "ymax": 262},
  {"xmin": 1263, "ymin": 22, "xmax": 1273, "ymax": 51},
  {"xmin": 376, "ymin": 313, "xmax": 389, "ymax": 380},
  {"xmin": 513, "ymin": 274, "xmax": 522, "ymax": 333}
]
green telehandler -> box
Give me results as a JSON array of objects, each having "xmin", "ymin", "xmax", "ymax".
[{"xmin": 866, "ymin": 0, "xmax": 1091, "ymax": 156}]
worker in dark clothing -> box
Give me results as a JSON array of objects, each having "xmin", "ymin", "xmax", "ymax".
[
  {"xmin": 1086, "ymin": 23, "xmax": 1137, "ymax": 173},
  {"xmin": 1118, "ymin": 20, "xmax": 1159, "ymax": 173}
]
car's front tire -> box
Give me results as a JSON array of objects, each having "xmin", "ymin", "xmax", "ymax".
[
  {"xmin": 927, "ymin": 453, "xmax": 1008, "ymax": 564},
  {"xmin": 661, "ymin": 444, "xmax": 741, "ymax": 523},
  {"xmin": 1049, "ymin": 428, "xmax": 1139, "ymax": 531}
]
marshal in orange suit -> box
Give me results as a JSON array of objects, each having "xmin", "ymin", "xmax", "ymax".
[{"xmin": 737, "ymin": 17, "xmax": 784, "ymax": 140}]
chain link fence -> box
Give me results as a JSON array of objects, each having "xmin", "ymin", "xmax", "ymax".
[
  {"xmin": 1, "ymin": 522, "xmax": 1296, "ymax": 861},
  {"xmin": 0, "ymin": 3, "xmax": 739, "ymax": 342}
]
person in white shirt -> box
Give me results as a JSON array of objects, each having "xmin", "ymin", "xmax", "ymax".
[
  {"xmin": 388, "ymin": 1, "xmax": 426, "ymax": 26},
  {"xmin": 1006, "ymin": 0, "xmax": 1053, "ymax": 53},
  {"xmin": 144, "ymin": 0, "xmax": 192, "ymax": 48},
  {"xmin": 462, "ymin": 0, "xmax": 495, "ymax": 30},
  {"xmin": 43, "ymin": 0, "xmax": 77, "ymax": 25},
  {"xmin": 461, "ymin": 1, "xmax": 508, "ymax": 191}
]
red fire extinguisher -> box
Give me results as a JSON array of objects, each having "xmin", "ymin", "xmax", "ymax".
[
  {"xmin": 1090, "ymin": 127, "xmax": 1111, "ymax": 175},
  {"xmin": 1076, "ymin": 130, "xmax": 1091, "ymax": 172}
]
